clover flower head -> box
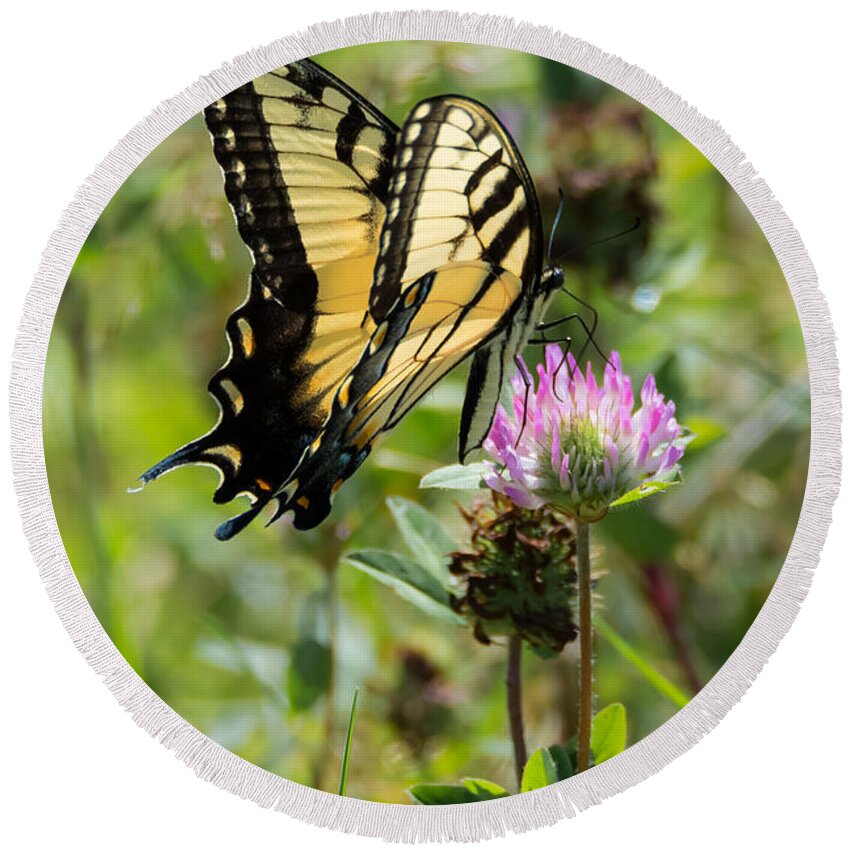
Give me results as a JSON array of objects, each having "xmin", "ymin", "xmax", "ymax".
[{"xmin": 482, "ymin": 346, "xmax": 685, "ymax": 521}]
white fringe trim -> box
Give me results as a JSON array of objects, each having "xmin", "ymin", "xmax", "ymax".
[{"xmin": 8, "ymin": 10, "xmax": 840, "ymax": 843}]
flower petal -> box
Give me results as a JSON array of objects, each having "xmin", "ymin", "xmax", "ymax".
[{"xmin": 483, "ymin": 347, "xmax": 685, "ymax": 519}]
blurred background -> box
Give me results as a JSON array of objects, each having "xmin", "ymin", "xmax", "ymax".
[{"xmin": 44, "ymin": 42, "xmax": 809, "ymax": 803}]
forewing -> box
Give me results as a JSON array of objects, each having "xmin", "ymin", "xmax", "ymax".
[
  {"xmin": 140, "ymin": 60, "xmax": 398, "ymax": 537},
  {"xmin": 369, "ymin": 94, "xmax": 546, "ymax": 462},
  {"xmin": 368, "ymin": 95, "xmax": 542, "ymax": 322}
]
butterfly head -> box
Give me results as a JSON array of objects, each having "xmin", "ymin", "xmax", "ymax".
[{"xmin": 540, "ymin": 265, "xmax": 565, "ymax": 294}]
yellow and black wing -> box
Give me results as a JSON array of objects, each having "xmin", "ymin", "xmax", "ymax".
[
  {"xmin": 274, "ymin": 95, "xmax": 545, "ymax": 530},
  {"xmin": 275, "ymin": 262, "xmax": 526, "ymax": 529},
  {"xmin": 369, "ymin": 95, "xmax": 541, "ymax": 320},
  {"xmin": 140, "ymin": 59, "xmax": 398, "ymax": 536}
]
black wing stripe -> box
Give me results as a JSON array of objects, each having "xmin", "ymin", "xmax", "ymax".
[
  {"xmin": 368, "ymin": 113, "xmax": 444, "ymax": 321},
  {"xmin": 485, "ymin": 204, "xmax": 529, "ymax": 269},
  {"xmin": 466, "ymin": 149, "xmax": 505, "ymax": 195},
  {"xmin": 470, "ymin": 173, "xmax": 522, "ymax": 231}
]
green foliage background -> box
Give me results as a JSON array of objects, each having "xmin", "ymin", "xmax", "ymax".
[{"xmin": 43, "ymin": 42, "xmax": 809, "ymax": 803}]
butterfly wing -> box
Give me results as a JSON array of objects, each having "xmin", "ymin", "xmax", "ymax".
[
  {"xmin": 271, "ymin": 261, "xmax": 525, "ymax": 531},
  {"xmin": 369, "ymin": 95, "xmax": 542, "ymax": 321},
  {"xmin": 368, "ymin": 95, "xmax": 549, "ymax": 462},
  {"xmin": 270, "ymin": 95, "xmax": 546, "ymax": 530},
  {"xmin": 140, "ymin": 60, "xmax": 398, "ymax": 532},
  {"xmin": 457, "ymin": 268, "xmax": 560, "ymax": 461}
]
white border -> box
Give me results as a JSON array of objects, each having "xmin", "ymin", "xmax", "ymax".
[{"xmin": 8, "ymin": 10, "xmax": 840, "ymax": 842}]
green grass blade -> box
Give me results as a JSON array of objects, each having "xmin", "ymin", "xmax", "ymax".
[
  {"xmin": 337, "ymin": 688, "xmax": 359, "ymax": 796},
  {"xmin": 596, "ymin": 618, "xmax": 690, "ymax": 709}
]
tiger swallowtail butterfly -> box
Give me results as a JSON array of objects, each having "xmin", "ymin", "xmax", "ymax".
[{"xmin": 140, "ymin": 58, "xmax": 565, "ymax": 537}]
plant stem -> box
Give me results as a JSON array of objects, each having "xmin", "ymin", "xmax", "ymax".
[
  {"xmin": 506, "ymin": 634, "xmax": 527, "ymax": 788},
  {"xmin": 576, "ymin": 520, "xmax": 593, "ymax": 773}
]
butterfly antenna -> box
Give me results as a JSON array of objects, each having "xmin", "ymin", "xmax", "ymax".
[
  {"xmin": 547, "ymin": 188, "xmax": 566, "ymax": 266},
  {"xmin": 550, "ymin": 216, "xmax": 642, "ymax": 267}
]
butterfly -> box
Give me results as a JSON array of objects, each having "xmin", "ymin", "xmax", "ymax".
[{"xmin": 140, "ymin": 58, "xmax": 565, "ymax": 537}]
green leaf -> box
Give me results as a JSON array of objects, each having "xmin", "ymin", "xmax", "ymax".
[
  {"xmin": 530, "ymin": 645, "xmax": 559, "ymax": 660},
  {"xmin": 680, "ymin": 416, "xmax": 723, "ymax": 451},
  {"xmin": 547, "ymin": 744, "xmax": 574, "ymax": 781},
  {"xmin": 419, "ymin": 462, "xmax": 489, "ymax": 491},
  {"xmin": 520, "ymin": 747, "xmax": 559, "ymax": 792},
  {"xmin": 408, "ymin": 784, "xmax": 478, "ymax": 805},
  {"xmin": 596, "ymin": 617, "xmax": 690, "ymax": 709},
  {"xmin": 408, "ymin": 778, "xmax": 510, "ymax": 804},
  {"xmin": 591, "ymin": 703, "xmax": 627, "ymax": 764},
  {"xmin": 285, "ymin": 638, "xmax": 330, "ymax": 712},
  {"xmin": 386, "ymin": 497, "xmax": 456, "ymax": 586},
  {"xmin": 344, "ymin": 550, "xmax": 464, "ymax": 625},
  {"xmin": 610, "ymin": 479, "xmax": 678, "ymax": 508},
  {"xmin": 337, "ymin": 688, "xmax": 358, "ymax": 796},
  {"xmin": 462, "ymin": 778, "xmax": 510, "ymax": 800}
]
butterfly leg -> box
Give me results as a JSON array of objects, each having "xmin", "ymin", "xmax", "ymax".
[
  {"xmin": 559, "ymin": 287, "xmax": 618, "ymax": 370},
  {"xmin": 535, "ymin": 311, "xmax": 609, "ymax": 366},
  {"xmin": 513, "ymin": 355, "xmax": 533, "ymax": 448},
  {"xmin": 532, "ymin": 314, "xmax": 583, "ymax": 399},
  {"xmin": 535, "ymin": 310, "xmax": 604, "ymax": 389},
  {"xmin": 561, "ymin": 285, "xmax": 600, "ymax": 341},
  {"xmin": 535, "ymin": 314, "xmax": 580, "ymax": 333},
  {"xmin": 528, "ymin": 334, "xmax": 574, "ymax": 399}
]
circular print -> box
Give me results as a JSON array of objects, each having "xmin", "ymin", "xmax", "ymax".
[{"xmin": 43, "ymin": 40, "xmax": 809, "ymax": 807}]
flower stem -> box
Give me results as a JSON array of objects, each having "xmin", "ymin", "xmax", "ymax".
[
  {"xmin": 576, "ymin": 520, "xmax": 593, "ymax": 773},
  {"xmin": 506, "ymin": 634, "xmax": 527, "ymax": 788}
]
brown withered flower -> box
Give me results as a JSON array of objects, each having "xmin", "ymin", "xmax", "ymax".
[{"xmin": 449, "ymin": 493, "xmax": 579, "ymax": 653}]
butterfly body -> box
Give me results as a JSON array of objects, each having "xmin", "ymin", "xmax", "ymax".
[{"xmin": 142, "ymin": 59, "xmax": 564, "ymax": 536}]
